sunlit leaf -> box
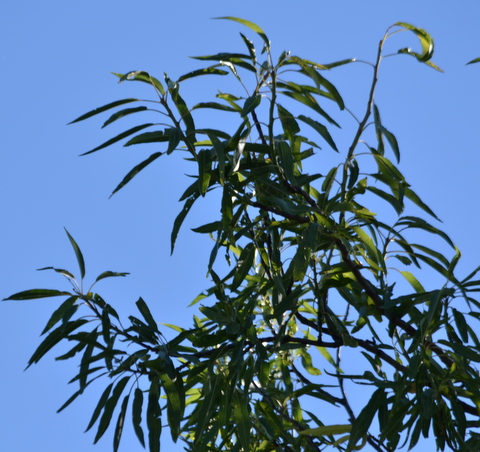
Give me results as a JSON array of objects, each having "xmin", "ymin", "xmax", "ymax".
[{"xmin": 215, "ymin": 17, "xmax": 270, "ymax": 49}]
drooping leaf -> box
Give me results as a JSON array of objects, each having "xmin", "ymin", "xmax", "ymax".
[
  {"xmin": 467, "ymin": 57, "xmax": 480, "ymax": 65},
  {"xmin": 215, "ymin": 17, "xmax": 270, "ymax": 50},
  {"xmin": 171, "ymin": 195, "xmax": 198, "ymax": 254},
  {"xmin": 80, "ymin": 124, "xmax": 154, "ymax": 156},
  {"xmin": 132, "ymin": 388, "xmax": 145, "ymax": 448},
  {"xmin": 110, "ymin": 152, "xmax": 163, "ymax": 198},
  {"xmin": 113, "ymin": 395, "xmax": 129, "ymax": 452},
  {"xmin": 147, "ymin": 377, "xmax": 162, "ymax": 452},
  {"xmin": 68, "ymin": 99, "xmax": 140, "ymax": 124},
  {"xmin": 102, "ymin": 106, "xmax": 149, "ymax": 128},
  {"xmin": 94, "ymin": 376, "xmax": 130, "ymax": 444},
  {"xmin": 114, "ymin": 71, "xmax": 165, "ymax": 96},
  {"xmin": 298, "ymin": 115, "xmax": 338, "ymax": 151},
  {"xmin": 40, "ymin": 296, "xmax": 79, "ymax": 335},
  {"xmin": 394, "ymin": 22, "xmax": 438, "ymax": 65},
  {"xmin": 28, "ymin": 319, "xmax": 89, "ymax": 368}
]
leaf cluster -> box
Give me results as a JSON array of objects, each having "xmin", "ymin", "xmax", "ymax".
[{"xmin": 5, "ymin": 18, "xmax": 480, "ymax": 452}]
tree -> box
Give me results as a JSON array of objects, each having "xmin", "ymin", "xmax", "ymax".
[{"xmin": 5, "ymin": 17, "xmax": 480, "ymax": 452}]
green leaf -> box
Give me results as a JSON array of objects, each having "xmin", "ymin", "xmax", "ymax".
[
  {"xmin": 3, "ymin": 289, "xmax": 72, "ymax": 301},
  {"xmin": 277, "ymin": 141, "xmax": 297, "ymax": 184},
  {"xmin": 41, "ymin": 296, "xmax": 79, "ymax": 335},
  {"xmin": 281, "ymin": 90, "xmax": 340, "ymax": 127},
  {"xmin": 28, "ymin": 319, "xmax": 89, "ymax": 368},
  {"xmin": 171, "ymin": 195, "xmax": 198, "ymax": 254},
  {"xmin": 94, "ymin": 271, "xmax": 130, "ymax": 283},
  {"xmin": 85, "ymin": 383, "xmax": 114, "ymax": 432},
  {"xmin": 394, "ymin": 22, "xmax": 438, "ymax": 66},
  {"xmin": 102, "ymin": 106, "xmax": 148, "ymax": 128},
  {"xmin": 399, "ymin": 271, "xmax": 425, "ymax": 293},
  {"xmin": 64, "ymin": 228, "xmax": 85, "ymax": 280},
  {"xmin": 37, "ymin": 266, "xmax": 76, "ymax": 279},
  {"xmin": 147, "ymin": 377, "xmax": 162, "ymax": 452},
  {"xmin": 298, "ymin": 115, "xmax": 338, "ymax": 151},
  {"xmin": 240, "ymin": 32, "xmax": 256, "ymax": 64},
  {"xmin": 231, "ymin": 243, "xmax": 255, "ymax": 290},
  {"xmin": 114, "ymin": 71, "xmax": 165, "ymax": 96},
  {"xmin": 166, "ymin": 127, "xmax": 181, "ymax": 154},
  {"xmin": 161, "ymin": 372, "xmax": 185, "ymax": 442},
  {"xmin": 467, "ymin": 57, "xmax": 480, "ymax": 65},
  {"xmin": 136, "ymin": 297, "xmax": 159, "ymax": 333},
  {"xmin": 113, "ymin": 395, "xmax": 129, "ymax": 452},
  {"xmin": 80, "ymin": 124, "xmax": 154, "ymax": 156},
  {"xmin": 68, "ymin": 99, "xmax": 140, "ymax": 124},
  {"xmin": 277, "ymin": 104, "xmax": 300, "ymax": 135},
  {"xmin": 322, "ymin": 166, "xmax": 338, "ymax": 195},
  {"xmin": 94, "ymin": 376, "xmax": 130, "ymax": 444},
  {"xmin": 452, "ymin": 309, "xmax": 469, "ymax": 342},
  {"xmin": 241, "ymin": 95, "xmax": 261, "ymax": 117},
  {"xmin": 233, "ymin": 390, "xmax": 251, "ymax": 451},
  {"xmin": 191, "ymin": 102, "xmax": 238, "ymax": 113},
  {"xmin": 177, "ymin": 66, "xmax": 229, "ymax": 82},
  {"xmin": 348, "ymin": 388, "xmax": 385, "ymax": 449},
  {"xmin": 110, "ymin": 152, "xmax": 163, "ymax": 198},
  {"xmin": 132, "ymin": 388, "xmax": 145, "ymax": 448},
  {"xmin": 215, "ymin": 17, "xmax": 270, "ymax": 50},
  {"xmin": 197, "ymin": 149, "xmax": 212, "ymax": 196},
  {"xmin": 204, "ymin": 131, "xmax": 226, "ymax": 185},
  {"xmin": 124, "ymin": 130, "xmax": 170, "ymax": 146},
  {"xmin": 300, "ymin": 424, "xmax": 352, "ymax": 436}
]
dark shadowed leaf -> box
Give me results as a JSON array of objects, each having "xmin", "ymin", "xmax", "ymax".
[
  {"xmin": 64, "ymin": 228, "xmax": 85, "ymax": 280},
  {"xmin": 68, "ymin": 99, "xmax": 140, "ymax": 124},
  {"xmin": 80, "ymin": 124, "xmax": 154, "ymax": 156},
  {"xmin": 102, "ymin": 106, "xmax": 148, "ymax": 128},
  {"xmin": 3, "ymin": 289, "xmax": 73, "ymax": 301},
  {"xmin": 132, "ymin": 388, "xmax": 145, "ymax": 447},
  {"xmin": 110, "ymin": 152, "xmax": 163, "ymax": 198},
  {"xmin": 94, "ymin": 376, "xmax": 130, "ymax": 444},
  {"xmin": 113, "ymin": 395, "xmax": 129, "ymax": 452}
]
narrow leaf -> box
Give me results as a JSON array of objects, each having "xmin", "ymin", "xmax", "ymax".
[
  {"xmin": 64, "ymin": 228, "xmax": 85, "ymax": 280},
  {"xmin": 94, "ymin": 271, "xmax": 130, "ymax": 283},
  {"xmin": 110, "ymin": 152, "xmax": 163, "ymax": 198},
  {"xmin": 132, "ymin": 388, "xmax": 146, "ymax": 447},
  {"xmin": 177, "ymin": 66, "xmax": 229, "ymax": 82},
  {"xmin": 68, "ymin": 99, "xmax": 140, "ymax": 124},
  {"xmin": 113, "ymin": 395, "xmax": 129, "ymax": 452},
  {"xmin": 171, "ymin": 195, "xmax": 198, "ymax": 254},
  {"xmin": 215, "ymin": 17, "xmax": 270, "ymax": 49},
  {"xmin": 298, "ymin": 115, "xmax": 338, "ymax": 151},
  {"xmin": 102, "ymin": 107, "xmax": 148, "ymax": 128},
  {"xmin": 4, "ymin": 289, "xmax": 72, "ymax": 301},
  {"xmin": 41, "ymin": 296, "xmax": 79, "ymax": 335},
  {"xmin": 80, "ymin": 124, "xmax": 154, "ymax": 156},
  {"xmin": 136, "ymin": 297, "xmax": 159, "ymax": 333},
  {"xmin": 94, "ymin": 376, "xmax": 130, "ymax": 444}
]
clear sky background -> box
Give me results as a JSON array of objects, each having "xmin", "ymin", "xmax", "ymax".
[{"xmin": 2, "ymin": 1, "xmax": 480, "ymax": 451}]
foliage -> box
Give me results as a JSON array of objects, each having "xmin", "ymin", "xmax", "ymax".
[{"xmin": 5, "ymin": 17, "xmax": 480, "ymax": 452}]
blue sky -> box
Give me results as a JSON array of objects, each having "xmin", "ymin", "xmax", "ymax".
[{"xmin": 2, "ymin": 1, "xmax": 480, "ymax": 451}]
